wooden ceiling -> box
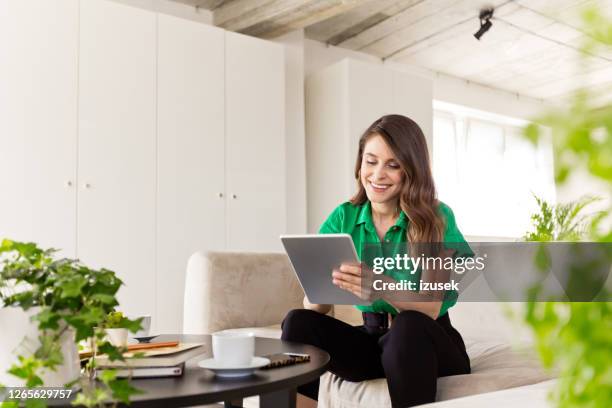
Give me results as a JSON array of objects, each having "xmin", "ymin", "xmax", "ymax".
[
  {"xmin": 171, "ymin": 0, "xmax": 366, "ymax": 37},
  {"xmin": 173, "ymin": 0, "xmax": 612, "ymax": 102}
]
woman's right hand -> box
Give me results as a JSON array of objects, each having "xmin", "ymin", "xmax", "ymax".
[{"xmin": 303, "ymin": 296, "xmax": 332, "ymax": 315}]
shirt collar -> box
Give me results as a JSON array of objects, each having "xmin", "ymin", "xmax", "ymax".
[
  {"xmin": 356, "ymin": 201, "xmax": 408, "ymax": 232},
  {"xmin": 396, "ymin": 211, "xmax": 408, "ymax": 230}
]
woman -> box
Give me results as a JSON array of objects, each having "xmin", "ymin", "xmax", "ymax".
[{"xmin": 281, "ymin": 114, "xmax": 471, "ymax": 408}]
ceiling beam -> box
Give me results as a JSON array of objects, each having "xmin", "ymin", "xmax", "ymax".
[
  {"xmin": 336, "ymin": 0, "xmax": 460, "ymax": 50},
  {"xmin": 202, "ymin": 0, "xmax": 227, "ymax": 10},
  {"xmin": 215, "ymin": 0, "xmax": 312, "ymax": 31},
  {"xmin": 251, "ymin": 0, "xmax": 366, "ymax": 38},
  {"xmin": 305, "ymin": 0, "xmax": 395, "ymax": 42},
  {"xmin": 214, "ymin": 0, "xmax": 364, "ymax": 38}
]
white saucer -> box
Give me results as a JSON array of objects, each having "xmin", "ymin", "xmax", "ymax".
[{"xmin": 198, "ymin": 357, "xmax": 271, "ymax": 378}]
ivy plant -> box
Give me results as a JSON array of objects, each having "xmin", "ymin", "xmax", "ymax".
[
  {"xmin": 0, "ymin": 239, "xmax": 143, "ymax": 407},
  {"xmin": 103, "ymin": 311, "xmax": 132, "ymax": 329}
]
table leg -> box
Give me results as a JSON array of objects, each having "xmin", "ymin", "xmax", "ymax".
[{"xmin": 259, "ymin": 387, "xmax": 297, "ymax": 408}]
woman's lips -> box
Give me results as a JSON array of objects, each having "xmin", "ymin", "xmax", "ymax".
[{"xmin": 369, "ymin": 181, "xmax": 391, "ymax": 193}]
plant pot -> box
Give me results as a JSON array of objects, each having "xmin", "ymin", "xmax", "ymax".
[
  {"xmin": 105, "ymin": 328, "xmax": 128, "ymax": 348},
  {"xmin": 0, "ymin": 306, "xmax": 81, "ymax": 387}
]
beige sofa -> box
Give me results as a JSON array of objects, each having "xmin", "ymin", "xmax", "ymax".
[{"xmin": 183, "ymin": 251, "xmax": 555, "ymax": 407}]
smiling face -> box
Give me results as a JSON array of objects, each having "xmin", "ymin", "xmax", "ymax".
[
  {"xmin": 351, "ymin": 115, "xmax": 443, "ymax": 243},
  {"xmin": 360, "ymin": 134, "xmax": 404, "ymax": 206}
]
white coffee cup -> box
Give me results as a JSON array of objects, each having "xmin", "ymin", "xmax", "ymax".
[{"xmin": 212, "ymin": 331, "xmax": 255, "ymax": 367}]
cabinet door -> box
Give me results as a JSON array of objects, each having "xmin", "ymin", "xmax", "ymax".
[
  {"xmin": 0, "ymin": 0, "xmax": 78, "ymax": 257},
  {"xmin": 78, "ymin": 0, "xmax": 156, "ymax": 318},
  {"xmin": 157, "ymin": 14, "xmax": 225, "ymax": 333},
  {"xmin": 225, "ymin": 32, "xmax": 285, "ymax": 251}
]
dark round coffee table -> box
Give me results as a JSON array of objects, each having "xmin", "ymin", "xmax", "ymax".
[
  {"xmin": 50, "ymin": 334, "xmax": 330, "ymax": 408},
  {"xmin": 131, "ymin": 334, "xmax": 329, "ymax": 407}
]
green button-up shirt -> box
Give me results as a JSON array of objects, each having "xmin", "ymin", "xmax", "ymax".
[{"xmin": 319, "ymin": 200, "xmax": 471, "ymax": 316}]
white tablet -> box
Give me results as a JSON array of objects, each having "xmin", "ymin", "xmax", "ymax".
[{"xmin": 280, "ymin": 234, "xmax": 368, "ymax": 305}]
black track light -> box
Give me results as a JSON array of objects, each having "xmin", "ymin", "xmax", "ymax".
[{"xmin": 474, "ymin": 7, "xmax": 494, "ymax": 40}]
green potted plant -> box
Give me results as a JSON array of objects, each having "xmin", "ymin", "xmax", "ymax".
[
  {"xmin": 102, "ymin": 311, "xmax": 131, "ymax": 348},
  {"xmin": 0, "ymin": 239, "xmax": 143, "ymax": 407}
]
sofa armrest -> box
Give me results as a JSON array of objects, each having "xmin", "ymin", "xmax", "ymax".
[{"xmin": 183, "ymin": 251, "xmax": 305, "ymax": 334}]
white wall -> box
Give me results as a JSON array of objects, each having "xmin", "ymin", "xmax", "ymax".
[
  {"xmin": 305, "ymin": 39, "xmax": 380, "ymax": 76},
  {"xmin": 430, "ymin": 74, "xmax": 547, "ymax": 122}
]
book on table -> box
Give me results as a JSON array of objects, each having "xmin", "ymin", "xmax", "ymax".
[
  {"xmin": 95, "ymin": 342, "xmax": 206, "ymax": 377},
  {"xmin": 106, "ymin": 363, "xmax": 186, "ymax": 378}
]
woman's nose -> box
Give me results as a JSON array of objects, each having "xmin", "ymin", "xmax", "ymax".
[{"xmin": 372, "ymin": 165, "xmax": 387, "ymax": 180}]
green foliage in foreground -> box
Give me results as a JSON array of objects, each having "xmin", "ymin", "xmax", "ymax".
[
  {"xmin": 522, "ymin": 7, "xmax": 612, "ymax": 408},
  {"xmin": 523, "ymin": 197, "xmax": 611, "ymax": 408},
  {"xmin": 0, "ymin": 240, "xmax": 143, "ymax": 407}
]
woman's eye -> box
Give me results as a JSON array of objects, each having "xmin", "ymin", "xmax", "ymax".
[
  {"xmin": 366, "ymin": 160, "xmax": 376, "ymax": 165},
  {"xmin": 387, "ymin": 163, "xmax": 400, "ymax": 169}
]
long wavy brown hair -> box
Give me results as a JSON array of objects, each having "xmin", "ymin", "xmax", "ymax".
[{"xmin": 350, "ymin": 114, "xmax": 445, "ymax": 244}]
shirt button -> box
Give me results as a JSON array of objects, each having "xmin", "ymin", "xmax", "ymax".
[{"xmin": 385, "ymin": 239, "xmax": 390, "ymax": 243}]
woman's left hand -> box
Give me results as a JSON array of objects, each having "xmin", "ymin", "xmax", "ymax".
[{"xmin": 332, "ymin": 262, "xmax": 373, "ymax": 301}]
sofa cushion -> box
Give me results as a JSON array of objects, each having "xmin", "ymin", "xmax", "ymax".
[
  {"xmin": 419, "ymin": 379, "xmax": 557, "ymax": 408},
  {"xmin": 227, "ymin": 327, "xmax": 553, "ymax": 408},
  {"xmin": 317, "ymin": 339, "xmax": 553, "ymax": 408},
  {"xmin": 221, "ymin": 325, "xmax": 282, "ymax": 339}
]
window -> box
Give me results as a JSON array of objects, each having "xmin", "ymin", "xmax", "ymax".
[{"xmin": 433, "ymin": 102, "xmax": 555, "ymax": 239}]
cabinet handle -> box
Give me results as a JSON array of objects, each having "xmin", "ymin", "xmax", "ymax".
[
  {"xmin": 232, "ymin": 194, "xmax": 237, "ymax": 199},
  {"xmin": 66, "ymin": 181, "xmax": 73, "ymax": 187},
  {"xmin": 84, "ymin": 183, "xmax": 91, "ymax": 189},
  {"xmin": 218, "ymin": 192, "xmax": 224, "ymax": 198}
]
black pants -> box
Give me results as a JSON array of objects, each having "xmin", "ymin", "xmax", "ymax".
[{"xmin": 281, "ymin": 309, "xmax": 470, "ymax": 408}]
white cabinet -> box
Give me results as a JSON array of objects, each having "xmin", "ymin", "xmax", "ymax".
[
  {"xmin": 78, "ymin": 0, "xmax": 157, "ymax": 318},
  {"xmin": 305, "ymin": 58, "xmax": 433, "ymax": 233},
  {"xmin": 156, "ymin": 15, "xmax": 226, "ymax": 333},
  {"xmin": 225, "ymin": 32, "xmax": 286, "ymax": 251},
  {"xmin": 155, "ymin": 29, "xmax": 285, "ymax": 332},
  {"xmin": 0, "ymin": 0, "xmax": 286, "ymax": 334},
  {"xmin": 0, "ymin": 0, "xmax": 79, "ymax": 258}
]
